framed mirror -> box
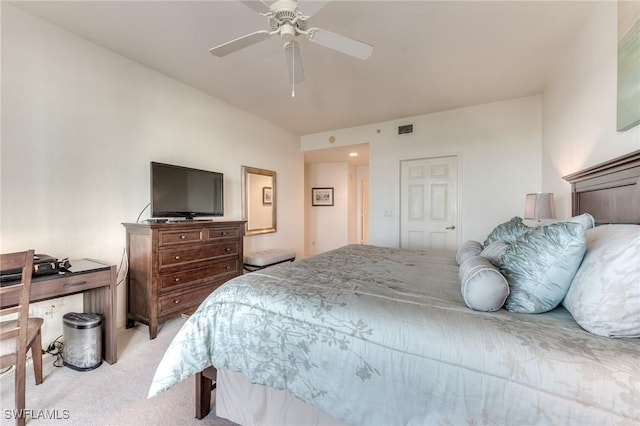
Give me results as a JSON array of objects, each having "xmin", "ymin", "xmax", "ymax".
[{"xmin": 241, "ymin": 166, "xmax": 277, "ymax": 235}]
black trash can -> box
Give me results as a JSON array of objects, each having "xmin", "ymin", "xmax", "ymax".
[{"xmin": 62, "ymin": 312, "xmax": 103, "ymax": 371}]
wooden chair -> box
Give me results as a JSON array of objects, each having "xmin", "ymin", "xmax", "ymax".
[{"xmin": 0, "ymin": 250, "xmax": 44, "ymax": 426}]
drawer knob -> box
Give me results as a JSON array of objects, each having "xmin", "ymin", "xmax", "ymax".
[
  {"xmin": 221, "ymin": 232, "xmax": 227, "ymax": 236},
  {"xmin": 180, "ymin": 235, "xmax": 187, "ymax": 239},
  {"xmin": 174, "ymin": 299, "xmax": 180, "ymax": 304},
  {"xmin": 225, "ymin": 247, "xmax": 231, "ymax": 252},
  {"xmin": 225, "ymin": 266, "xmax": 230, "ymax": 270},
  {"xmin": 175, "ymin": 255, "xmax": 181, "ymax": 260},
  {"xmin": 174, "ymin": 277, "xmax": 181, "ymax": 282}
]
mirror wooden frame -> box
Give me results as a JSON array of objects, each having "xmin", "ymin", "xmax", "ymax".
[{"xmin": 241, "ymin": 166, "xmax": 277, "ymax": 235}]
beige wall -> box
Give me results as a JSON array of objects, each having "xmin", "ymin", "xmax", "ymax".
[
  {"xmin": 542, "ymin": 1, "xmax": 640, "ymax": 217},
  {"xmin": 305, "ymin": 162, "xmax": 352, "ymax": 256},
  {"xmin": 1, "ymin": 4, "xmax": 304, "ymax": 342}
]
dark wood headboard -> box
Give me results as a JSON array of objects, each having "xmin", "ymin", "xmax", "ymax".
[{"xmin": 563, "ymin": 150, "xmax": 640, "ymax": 225}]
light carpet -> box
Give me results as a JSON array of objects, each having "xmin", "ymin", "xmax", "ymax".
[{"xmin": 0, "ymin": 317, "xmax": 237, "ymax": 425}]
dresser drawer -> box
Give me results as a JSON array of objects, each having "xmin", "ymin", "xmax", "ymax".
[
  {"xmin": 158, "ymin": 229, "xmax": 203, "ymax": 246},
  {"xmin": 159, "ymin": 259, "xmax": 239, "ymax": 291},
  {"xmin": 205, "ymin": 226, "xmax": 241, "ymax": 241},
  {"xmin": 159, "ymin": 285, "xmax": 218, "ymax": 317},
  {"xmin": 159, "ymin": 243, "xmax": 239, "ymax": 268}
]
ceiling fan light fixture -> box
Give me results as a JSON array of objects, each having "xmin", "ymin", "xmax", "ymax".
[{"xmin": 280, "ymin": 22, "xmax": 296, "ymax": 41}]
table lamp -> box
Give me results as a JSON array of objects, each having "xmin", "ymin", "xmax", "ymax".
[{"xmin": 524, "ymin": 192, "xmax": 556, "ymax": 224}]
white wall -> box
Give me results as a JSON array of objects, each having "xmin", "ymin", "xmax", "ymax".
[
  {"xmin": 302, "ymin": 95, "xmax": 542, "ymax": 246},
  {"xmin": 542, "ymin": 1, "xmax": 640, "ymax": 217},
  {"xmin": 1, "ymin": 4, "xmax": 304, "ymax": 344}
]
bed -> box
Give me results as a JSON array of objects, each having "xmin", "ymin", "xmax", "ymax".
[{"xmin": 148, "ymin": 150, "xmax": 640, "ymax": 425}]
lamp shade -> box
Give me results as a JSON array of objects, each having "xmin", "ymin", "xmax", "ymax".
[{"xmin": 524, "ymin": 193, "xmax": 556, "ymax": 220}]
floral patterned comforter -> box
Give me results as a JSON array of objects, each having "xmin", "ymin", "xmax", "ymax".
[{"xmin": 148, "ymin": 244, "xmax": 639, "ymax": 425}]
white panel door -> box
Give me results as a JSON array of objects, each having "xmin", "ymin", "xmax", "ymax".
[{"xmin": 400, "ymin": 156, "xmax": 458, "ymax": 250}]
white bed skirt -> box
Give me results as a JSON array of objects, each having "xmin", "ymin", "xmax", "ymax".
[{"xmin": 217, "ymin": 369, "xmax": 347, "ymax": 426}]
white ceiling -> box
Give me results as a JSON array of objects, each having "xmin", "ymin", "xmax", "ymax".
[{"xmin": 10, "ymin": 0, "xmax": 595, "ymax": 144}]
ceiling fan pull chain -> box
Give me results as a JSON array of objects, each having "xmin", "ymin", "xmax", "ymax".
[{"xmin": 291, "ymin": 42, "xmax": 296, "ymax": 98}]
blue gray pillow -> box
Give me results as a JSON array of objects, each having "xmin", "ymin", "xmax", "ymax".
[
  {"xmin": 483, "ymin": 217, "xmax": 530, "ymax": 246},
  {"xmin": 498, "ymin": 222, "xmax": 586, "ymax": 313}
]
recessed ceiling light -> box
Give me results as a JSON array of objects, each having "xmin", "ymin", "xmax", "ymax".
[{"xmin": 349, "ymin": 152, "xmax": 358, "ymax": 157}]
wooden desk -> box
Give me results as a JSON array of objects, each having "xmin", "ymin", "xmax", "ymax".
[{"xmin": 1, "ymin": 259, "xmax": 117, "ymax": 364}]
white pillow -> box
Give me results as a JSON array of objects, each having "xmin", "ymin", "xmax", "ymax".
[
  {"xmin": 540, "ymin": 213, "xmax": 595, "ymax": 231},
  {"xmin": 459, "ymin": 256, "xmax": 510, "ymax": 312},
  {"xmin": 563, "ymin": 224, "xmax": 640, "ymax": 338},
  {"xmin": 563, "ymin": 213, "xmax": 596, "ymax": 230},
  {"xmin": 456, "ymin": 240, "xmax": 483, "ymax": 265}
]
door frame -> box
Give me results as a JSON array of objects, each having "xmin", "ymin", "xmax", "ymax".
[{"xmin": 361, "ymin": 179, "xmax": 370, "ymax": 244}]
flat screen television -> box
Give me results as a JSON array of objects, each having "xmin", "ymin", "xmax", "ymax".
[{"xmin": 150, "ymin": 162, "xmax": 223, "ymax": 220}]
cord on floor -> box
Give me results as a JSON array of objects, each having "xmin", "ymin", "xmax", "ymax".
[
  {"xmin": 0, "ymin": 365, "xmax": 14, "ymax": 377},
  {"xmin": 43, "ymin": 335, "xmax": 65, "ymax": 367}
]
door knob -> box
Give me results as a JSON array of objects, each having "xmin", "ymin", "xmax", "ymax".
[{"xmin": 446, "ymin": 225, "xmax": 456, "ymax": 230}]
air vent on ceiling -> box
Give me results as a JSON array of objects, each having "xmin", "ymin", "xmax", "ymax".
[{"xmin": 398, "ymin": 124, "xmax": 413, "ymax": 135}]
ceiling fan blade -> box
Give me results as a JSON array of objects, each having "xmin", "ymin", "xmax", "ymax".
[
  {"xmin": 306, "ymin": 27, "xmax": 373, "ymax": 60},
  {"xmin": 209, "ymin": 30, "xmax": 271, "ymax": 57},
  {"xmin": 284, "ymin": 41, "xmax": 305, "ymax": 84},
  {"xmin": 239, "ymin": 0, "xmax": 271, "ymax": 14},
  {"xmin": 297, "ymin": 0, "xmax": 329, "ymax": 17}
]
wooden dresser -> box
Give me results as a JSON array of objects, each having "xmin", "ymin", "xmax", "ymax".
[{"xmin": 122, "ymin": 221, "xmax": 245, "ymax": 339}]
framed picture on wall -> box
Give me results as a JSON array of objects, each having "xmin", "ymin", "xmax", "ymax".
[
  {"xmin": 262, "ymin": 187, "xmax": 272, "ymax": 205},
  {"xmin": 617, "ymin": 0, "xmax": 640, "ymax": 131},
  {"xmin": 312, "ymin": 187, "xmax": 334, "ymax": 206}
]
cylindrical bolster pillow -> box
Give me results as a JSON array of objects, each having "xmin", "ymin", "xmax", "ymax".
[
  {"xmin": 456, "ymin": 240, "xmax": 483, "ymax": 265},
  {"xmin": 459, "ymin": 256, "xmax": 510, "ymax": 312},
  {"xmin": 480, "ymin": 240, "xmax": 509, "ymax": 265}
]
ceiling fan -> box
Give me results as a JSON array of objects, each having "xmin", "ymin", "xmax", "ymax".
[{"xmin": 209, "ymin": 0, "xmax": 374, "ymax": 95}]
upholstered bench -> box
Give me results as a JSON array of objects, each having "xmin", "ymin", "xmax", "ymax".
[{"xmin": 243, "ymin": 249, "xmax": 296, "ymax": 272}]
